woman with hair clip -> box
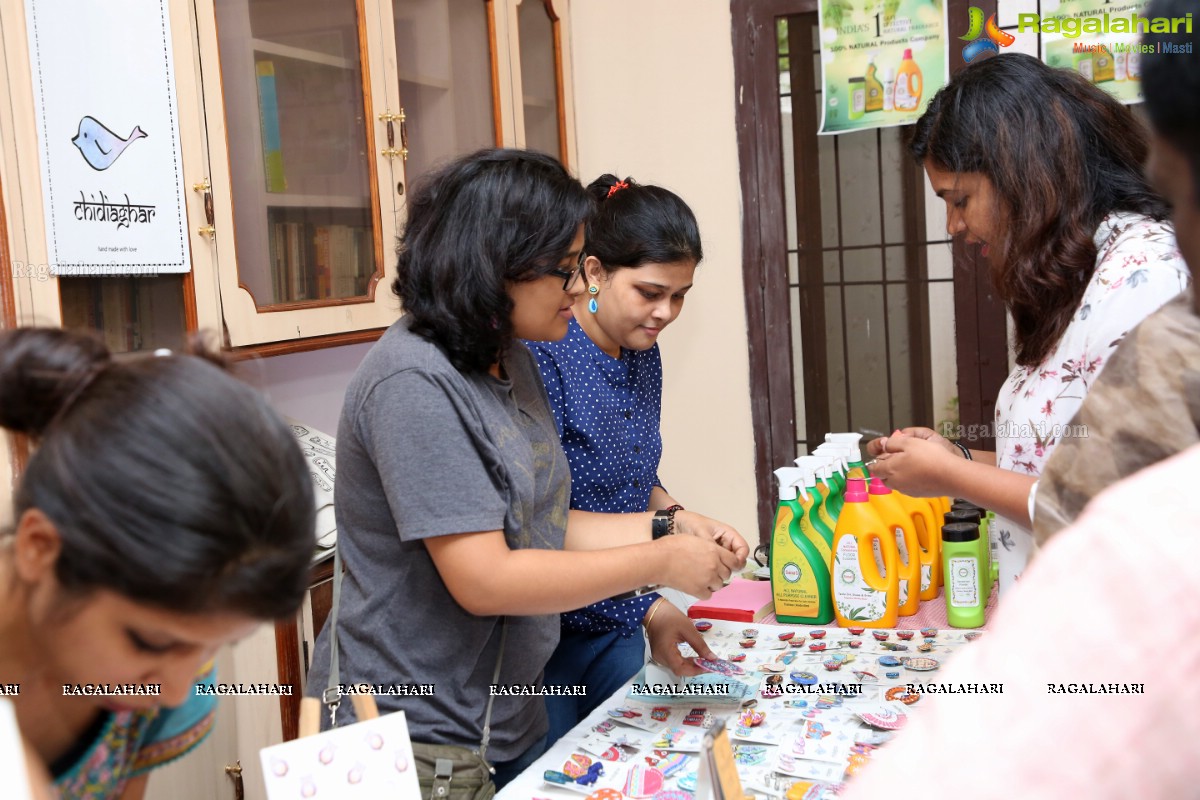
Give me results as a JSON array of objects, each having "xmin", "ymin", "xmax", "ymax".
[
  {"xmin": 524, "ymin": 174, "xmax": 715, "ymax": 741},
  {"xmin": 303, "ymin": 149, "xmax": 747, "ymax": 790},
  {"xmin": 867, "ymin": 53, "xmax": 1189, "ymax": 590},
  {"xmin": 0, "ymin": 328, "xmax": 317, "ymax": 799}
]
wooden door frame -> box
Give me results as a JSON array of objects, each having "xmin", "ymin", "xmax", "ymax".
[{"xmin": 732, "ymin": 0, "xmax": 1010, "ymax": 539}]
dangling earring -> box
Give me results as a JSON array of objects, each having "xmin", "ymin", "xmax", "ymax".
[{"xmin": 587, "ymin": 284, "xmax": 599, "ymax": 314}]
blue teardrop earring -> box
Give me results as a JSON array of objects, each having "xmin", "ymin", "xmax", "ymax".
[{"xmin": 587, "ymin": 284, "xmax": 599, "ymax": 314}]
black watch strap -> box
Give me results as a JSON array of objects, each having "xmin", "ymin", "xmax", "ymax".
[{"xmin": 652, "ymin": 509, "xmax": 673, "ymax": 540}]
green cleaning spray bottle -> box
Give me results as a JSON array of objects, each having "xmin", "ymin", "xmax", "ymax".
[{"xmin": 771, "ymin": 468, "xmax": 834, "ymax": 624}]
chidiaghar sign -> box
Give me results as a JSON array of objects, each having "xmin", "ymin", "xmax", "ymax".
[{"xmin": 1035, "ymin": 0, "xmax": 1190, "ymax": 104}]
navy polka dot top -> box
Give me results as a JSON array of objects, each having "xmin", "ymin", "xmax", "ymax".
[{"xmin": 525, "ymin": 317, "xmax": 666, "ymax": 635}]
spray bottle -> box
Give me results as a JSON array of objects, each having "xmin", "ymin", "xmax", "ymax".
[
  {"xmin": 825, "ymin": 432, "xmax": 869, "ymax": 480},
  {"xmin": 796, "ymin": 456, "xmax": 844, "ymax": 523},
  {"xmin": 832, "ymin": 478, "xmax": 899, "ymax": 628},
  {"xmin": 771, "ymin": 468, "xmax": 834, "ymax": 624}
]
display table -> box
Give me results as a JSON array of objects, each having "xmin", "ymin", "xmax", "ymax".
[
  {"xmin": 760, "ymin": 585, "xmax": 998, "ymax": 629},
  {"xmin": 498, "ymin": 617, "xmax": 988, "ymax": 800}
]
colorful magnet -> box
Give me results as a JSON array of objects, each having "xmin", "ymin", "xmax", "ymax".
[
  {"xmin": 694, "ymin": 620, "xmax": 713, "ymax": 632},
  {"xmin": 896, "ymin": 630, "xmax": 915, "ymax": 640},
  {"xmin": 809, "ymin": 629, "xmax": 827, "ymax": 639},
  {"xmin": 885, "ymin": 685, "xmax": 920, "ymax": 705}
]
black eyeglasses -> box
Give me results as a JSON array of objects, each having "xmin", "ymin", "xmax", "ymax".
[{"xmin": 547, "ymin": 251, "xmax": 587, "ymax": 291}]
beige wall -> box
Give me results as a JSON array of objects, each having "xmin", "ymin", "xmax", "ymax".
[{"xmin": 569, "ymin": 0, "xmax": 759, "ymax": 539}]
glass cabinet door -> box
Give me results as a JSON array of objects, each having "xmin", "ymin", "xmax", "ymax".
[
  {"xmin": 517, "ymin": 0, "xmax": 564, "ymax": 162},
  {"xmin": 194, "ymin": 0, "xmax": 401, "ymax": 349},
  {"xmin": 213, "ymin": 0, "xmax": 378, "ymax": 307},
  {"xmin": 391, "ymin": 0, "xmax": 498, "ymax": 185}
]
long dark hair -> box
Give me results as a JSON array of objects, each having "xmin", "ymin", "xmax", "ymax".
[
  {"xmin": 909, "ymin": 53, "xmax": 1168, "ymax": 367},
  {"xmin": 584, "ymin": 175, "xmax": 702, "ymax": 271},
  {"xmin": 392, "ymin": 148, "xmax": 594, "ymax": 373},
  {"xmin": 0, "ymin": 328, "xmax": 315, "ymax": 619}
]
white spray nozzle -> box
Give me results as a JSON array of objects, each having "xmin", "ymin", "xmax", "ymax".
[
  {"xmin": 812, "ymin": 444, "xmax": 849, "ymax": 472},
  {"xmin": 795, "ymin": 456, "xmax": 835, "ymax": 483},
  {"xmin": 774, "ymin": 467, "xmax": 811, "ymax": 501},
  {"xmin": 824, "ymin": 432, "xmax": 865, "ymax": 465}
]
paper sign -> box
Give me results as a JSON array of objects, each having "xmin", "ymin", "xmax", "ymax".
[{"xmin": 259, "ymin": 710, "xmax": 421, "ymax": 799}]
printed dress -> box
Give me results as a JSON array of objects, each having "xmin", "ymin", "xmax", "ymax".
[
  {"xmin": 53, "ymin": 668, "xmax": 217, "ymax": 799},
  {"xmin": 990, "ymin": 212, "xmax": 1189, "ymax": 591}
]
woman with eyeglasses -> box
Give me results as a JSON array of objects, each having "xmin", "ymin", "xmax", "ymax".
[
  {"xmin": 304, "ymin": 150, "xmax": 747, "ymax": 790},
  {"xmin": 523, "ymin": 175, "xmax": 721, "ymax": 742}
]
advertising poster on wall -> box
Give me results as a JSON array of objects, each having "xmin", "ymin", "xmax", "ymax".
[
  {"xmin": 818, "ymin": 0, "xmax": 948, "ymax": 134},
  {"xmin": 1036, "ymin": 0, "xmax": 1191, "ymax": 104},
  {"xmin": 25, "ymin": 0, "xmax": 190, "ymax": 275}
]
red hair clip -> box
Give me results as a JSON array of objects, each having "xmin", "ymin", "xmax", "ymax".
[{"xmin": 606, "ymin": 180, "xmax": 629, "ymax": 199}]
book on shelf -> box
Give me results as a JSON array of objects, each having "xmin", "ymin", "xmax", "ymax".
[{"xmin": 256, "ymin": 60, "xmax": 287, "ymax": 193}]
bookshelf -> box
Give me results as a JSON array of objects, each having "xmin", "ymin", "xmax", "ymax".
[
  {"xmin": 518, "ymin": 0, "xmax": 565, "ymax": 161},
  {"xmin": 213, "ymin": 0, "xmax": 381, "ymax": 311},
  {"xmin": 59, "ymin": 277, "xmax": 189, "ymax": 354}
]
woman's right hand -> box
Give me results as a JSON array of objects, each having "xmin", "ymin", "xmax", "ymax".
[
  {"xmin": 653, "ymin": 535, "xmax": 741, "ymax": 599},
  {"xmin": 866, "ymin": 426, "xmax": 958, "ymax": 459}
]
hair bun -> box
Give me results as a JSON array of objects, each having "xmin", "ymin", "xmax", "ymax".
[
  {"xmin": 0, "ymin": 328, "xmax": 111, "ymax": 437},
  {"xmin": 587, "ymin": 173, "xmax": 636, "ymax": 203}
]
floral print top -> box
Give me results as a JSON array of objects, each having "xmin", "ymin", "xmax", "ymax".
[
  {"xmin": 53, "ymin": 668, "xmax": 217, "ymax": 799},
  {"xmin": 990, "ymin": 212, "xmax": 1188, "ymax": 586}
]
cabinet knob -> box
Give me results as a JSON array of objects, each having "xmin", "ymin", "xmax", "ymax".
[{"xmin": 197, "ymin": 225, "xmax": 216, "ymax": 239}]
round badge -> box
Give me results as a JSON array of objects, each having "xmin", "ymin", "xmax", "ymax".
[{"xmin": 885, "ymin": 685, "xmax": 920, "ymax": 705}]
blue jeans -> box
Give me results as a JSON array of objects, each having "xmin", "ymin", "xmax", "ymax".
[
  {"xmin": 491, "ymin": 732, "xmax": 549, "ymax": 790},
  {"xmin": 543, "ymin": 628, "xmax": 646, "ymax": 745}
]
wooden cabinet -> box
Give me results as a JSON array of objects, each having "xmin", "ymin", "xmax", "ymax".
[{"xmin": 0, "ymin": 0, "xmax": 576, "ymax": 354}]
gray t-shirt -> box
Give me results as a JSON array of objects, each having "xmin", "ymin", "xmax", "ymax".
[{"xmin": 306, "ymin": 316, "xmax": 570, "ymax": 761}]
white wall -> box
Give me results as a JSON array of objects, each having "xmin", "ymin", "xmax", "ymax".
[{"xmin": 569, "ymin": 0, "xmax": 758, "ymax": 538}]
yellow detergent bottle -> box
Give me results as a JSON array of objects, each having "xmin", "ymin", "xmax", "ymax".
[
  {"xmin": 771, "ymin": 468, "xmax": 834, "ymax": 624},
  {"xmin": 833, "ymin": 478, "xmax": 899, "ymax": 629},
  {"xmin": 867, "ymin": 477, "xmax": 920, "ymax": 616},
  {"xmin": 893, "ymin": 48, "xmax": 923, "ymax": 112},
  {"xmin": 894, "ymin": 490, "xmax": 941, "ymax": 601}
]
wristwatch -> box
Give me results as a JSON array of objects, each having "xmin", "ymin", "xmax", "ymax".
[{"xmin": 651, "ymin": 504, "xmax": 684, "ymax": 540}]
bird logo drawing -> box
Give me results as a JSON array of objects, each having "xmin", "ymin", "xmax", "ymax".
[{"xmin": 71, "ymin": 116, "xmax": 147, "ymax": 171}]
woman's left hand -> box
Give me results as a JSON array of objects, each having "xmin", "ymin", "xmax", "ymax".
[
  {"xmin": 870, "ymin": 432, "xmax": 961, "ymax": 497},
  {"xmin": 673, "ymin": 511, "xmax": 750, "ymax": 567},
  {"xmin": 645, "ymin": 600, "xmax": 713, "ymax": 677}
]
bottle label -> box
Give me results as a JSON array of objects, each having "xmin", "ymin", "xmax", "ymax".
[
  {"xmin": 834, "ymin": 536, "xmax": 886, "ymax": 622},
  {"xmin": 948, "ymin": 556, "xmax": 980, "ymax": 608},
  {"xmin": 772, "ymin": 507, "xmax": 822, "ymax": 617},
  {"xmin": 920, "ymin": 562, "xmax": 932, "ymax": 593}
]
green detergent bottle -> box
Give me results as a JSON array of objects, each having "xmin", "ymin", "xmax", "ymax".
[
  {"xmin": 796, "ymin": 456, "xmax": 843, "ymax": 525},
  {"xmin": 771, "ymin": 468, "xmax": 834, "ymax": 624}
]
